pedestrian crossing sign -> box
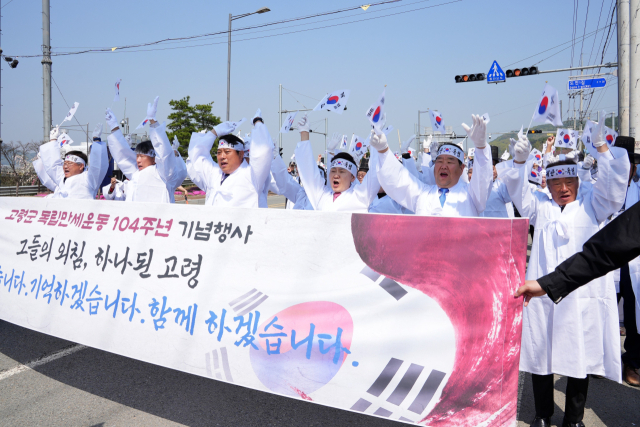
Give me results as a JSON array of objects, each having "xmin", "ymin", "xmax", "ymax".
[{"xmin": 487, "ymin": 60, "xmax": 506, "ymax": 83}]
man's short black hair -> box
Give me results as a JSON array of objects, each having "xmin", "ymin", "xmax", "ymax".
[
  {"xmin": 218, "ymin": 134, "xmax": 244, "ymax": 149},
  {"xmin": 331, "ymin": 151, "xmax": 357, "ymax": 165},
  {"xmin": 135, "ymin": 140, "xmax": 155, "ymax": 156},
  {"xmin": 318, "ymin": 165, "xmax": 327, "ymax": 185},
  {"xmin": 66, "ymin": 150, "xmax": 88, "ymax": 165},
  {"xmin": 436, "ymin": 142, "xmax": 463, "ymax": 166}
]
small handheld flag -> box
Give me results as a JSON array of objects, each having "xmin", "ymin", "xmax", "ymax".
[
  {"xmin": 57, "ymin": 133, "xmax": 73, "ymax": 147},
  {"xmin": 429, "ymin": 110, "xmax": 445, "ymax": 134},
  {"xmin": 313, "ymin": 90, "xmax": 350, "ymax": 115},
  {"xmin": 532, "ymin": 83, "xmax": 563, "ymax": 127},
  {"xmin": 61, "ymin": 102, "xmax": 79, "ymax": 124},
  {"xmin": 114, "ymin": 79, "xmax": 121, "ymax": 103},
  {"xmin": 280, "ymin": 112, "xmax": 297, "ymax": 133},
  {"xmin": 365, "ymin": 89, "xmax": 386, "ymax": 133}
]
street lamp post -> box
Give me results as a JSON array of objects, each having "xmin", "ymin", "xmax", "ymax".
[{"xmin": 227, "ymin": 7, "xmax": 270, "ymax": 121}]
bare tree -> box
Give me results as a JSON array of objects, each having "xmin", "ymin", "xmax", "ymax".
[{"xmin": 1, "ymin": 140, "xmax": 42, "ymax": 192}]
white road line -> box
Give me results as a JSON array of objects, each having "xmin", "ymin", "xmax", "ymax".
[{"xmin": 0, "ymin": 344, "xmax": 87, "ymax": 381}]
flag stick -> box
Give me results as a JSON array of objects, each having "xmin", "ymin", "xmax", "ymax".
[
  {"xmin": 397, "ymin": 129, "xmax": 402, "ymax": 151},
  {"xmin": 525, "ymin": 109, "xmax": 537, "ymax": 135}
]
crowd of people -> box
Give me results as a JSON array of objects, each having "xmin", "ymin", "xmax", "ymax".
[{"xmin": 32, "ymin": 97, "xmax": 639, "ymax": 427}]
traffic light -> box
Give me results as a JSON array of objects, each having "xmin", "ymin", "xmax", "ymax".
[
  {"xmin": 455, "ymin": 73, "xmax": 486, "ymax": 83},
  {"xmin": 505, "ymin": 66, "xmax": 538, "ymax": 78},
  {"xmin": 527, "ymin": 130, "xmax": 542, "ymax": 134}
]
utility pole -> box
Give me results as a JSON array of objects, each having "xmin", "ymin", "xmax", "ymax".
[
  {"xmin": 630, "ymin": 0, "xmax": 640, "ymax": 138},
  {"xmin": 279, "ymin": 84, "xmax": 282, "ymax": 149},
  {"xmin": 619, "ymin": 0, "xmax": 631, "ymax": 136},
  {"xmin": 42, "ymin": 0, "xmax": 52, "ymax": 142},
  {"xmin": 0, "ymin": 7, "xmax": 3, "ymax": 186},
  {"xmin": 579, "ymin": 55, "xmax": 584, "ymax": 131}
]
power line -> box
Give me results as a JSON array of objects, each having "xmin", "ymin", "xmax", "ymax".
[
  {"xmin": 7, "ymin": 0, "xmax": 403, "ymax": 58},
  {"xmin": 12, "ymin": 0, "xmax": 461, "ymax": 57},
  {"xmin": 51, "ymin": 76, "xmax": 89, "ymax": 142},
  {"xmin": 0, "ymin": 0, "xmax": 17, "ymax": 9},
  {"xmin": 586, "ymin": 0, "xmax": 606, "ymax": 66}
]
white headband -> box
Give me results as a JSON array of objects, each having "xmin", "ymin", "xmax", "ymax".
[
  {"xmin": 330, "ymin": 158, "xmax": 357, "ymax": 177},
  {"xmin": 546, "ymin": 164, "xmax": 578, "ymax": 179},
  {"xmin": 64, "ymin": 154, "xmax": 86, "ymax": 167},
  {"xmin": 218, "ymin": 138, "xmax": 245, "ymax": 151},
  {"xmin": 436, "ymin": 144, "xmax": 465, "ymax": 163},
  {"xmin": 136, "ymin": 149, "xmax": 156, "ymax": 158}
]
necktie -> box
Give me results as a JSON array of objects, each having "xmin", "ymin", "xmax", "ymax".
[
  {"xmin": 221, "ymin": 173, "xmax": 229, "ymax": 185},
  {"xmin": 333, "ymin": 192, "xmax": 341, "ymax": 201},
  {"xmin": 438, "ymin": 188, "xmax": 449, "ymax": 207}
]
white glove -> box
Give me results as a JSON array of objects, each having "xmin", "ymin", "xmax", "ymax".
[
  {"xmin": 514, "ymin": 139, "xmax": 530, "ymax": 163},
  {"xmin": 105, "ymin": 108, "xmax": 119, "ymax": 130},
  {"xmin": 213, "ymin": 121, "xmax": 239, "ymax": 137},
  {"xmin": 328, "ymin": 132, "xmax": 341, "ymax": 151},
  {"xmin": 424, "ymin": 135, "xmax": 433, "ymax": 148},
  {"xmin": 253, "ymin": 108, "xmax": 262, "ymax": 125},
  {"xmin": 591, "ymin": 110, "xmax": 607, "ymax": 147},
  {"xmin": 401, "ymin": 135, "xmax": 415, "ymax": 153},
  {"xmin": 565, "ymin": 150, "xmax": 578, "ymax": 162},
  {"xmin": 369, "ymin": 129, "xmax": 388, "ymax": 152},
  {"xmin": 297, "ymin": 114, "xmax": 310, "ymax": 133},
  {"xmin": 92, "ymin": 123, "xmax": 103, "ymax": 140},
  {"xmin": 145, "ymin": 96, "xmax": 159, "ymax": 121},
  {"xmin": 461, "ymin": 114, "xmax": 487, "ymax": 148},
  {"xmin": 582, "ymin": 154, "xmax": 595, "ymax": 170},
  {"xmin": 49, "ymin": 125, "xmax": 60, "ymax": 141},
  {"xmin": 125, "ymin": 134, "xmax": 132, "ymax": 145},
  {"xmin": 172, "ymin": 135, "xmax": 180, "ymax": 150},
  {"xmin": 429, "ymin": 139, "xmax": 439, "ymax": 162}
]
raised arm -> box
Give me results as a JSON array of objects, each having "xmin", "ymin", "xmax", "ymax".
[
  {"xmin": 502, "ymin": 139, "xmax": 539, "ymax": 220},
  {"xmin": 294, "ymin": 115, "xmax": 329, "ymax": 209},
  {"xmin": 85, "ymin": 140, "xmax": 107, "ymax": 192},
  {"xmin": 373, "ymin": 136, "xmax": 425, "ymax": 213},
  {"xmin": 248, "ymin": 113, "xmax": 274, "ymax": 194},
  {"xmin": 149, "ymin": 121, "xmax": 179, "ymax": 184},
  {"xmin": 39, "ymin": 128, "xmax": 64, "ymax": 186},
  {"xmin": 467, "ymin": 145, "xmax": 492, "ymax": 213},
  {"xmin": 186, "ymin": 131, "xmax": 219, "ymax": 192},
  {"xmin": 355, "ymin": 148, "xmax": 381, "ymax": 206},
  {"xmin": 105, "ymin": 109, "xmax": 138, "ymax": 180},
  {"xmin": 32, "ymin": 156, "xmax": 57, "ymax": 192},
  {"xmin": 590, "ymin": 146, "xmax": 630, "ymax": 222},
  {"xmin": 271, "ymin": 148, "xmax": 305, "ymax": 202}
]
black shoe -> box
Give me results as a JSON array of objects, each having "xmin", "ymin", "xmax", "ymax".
[
  {"xmin": 562, "ymin": 421, "xmax": 585, "ymax": 427},
  {"xmin": 531, "ymin": 416, "xmax": 551, "ymax": 427}
]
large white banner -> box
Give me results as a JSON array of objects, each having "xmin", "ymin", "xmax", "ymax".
[{"xmin": 0, "ymin": 198, "xmax": 527, "ymax": 426}]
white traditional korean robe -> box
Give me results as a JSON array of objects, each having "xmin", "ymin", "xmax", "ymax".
[
  {"xmin": 102, "ymin": 180, "xmax": 127, "ymax": 201},
  {"xmin": 503, "ymin": 147, "xmax": 630, "ymax": 382},
  {"xmin": 480, "ymin": 179, "xmax": 512, "ymax": 218},
  {"xmin": 294, "ymin": 140, "xmax": 379, "ymax": 213},
  {"xmin": 368, "ymin": 194, "xmax": 413, "ymax": 214},
  {"xmin": 33, "ymin": 157, "xmax": 57, "ymax": 195},
  {"xmin": 107, "ymin": 124, "xmax": 187, "ymax": 203},
  {"xmin": 376, "ymin": 146, "xmax": 492, "ymax": 216},
  {"xmin": 186, "ymin": 122, "xmax": 271, "ymax": 208},
  {"xmin": 38, "ymin": 139, "xmax": 108, "ymax": 200}
]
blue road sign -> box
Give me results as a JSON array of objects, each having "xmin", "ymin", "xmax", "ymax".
[
  {"xmin": 487, "ymin": 60, "xmax": 506, "ymax": 83},
  {"xmin": 568, "ymin": 78, "xmax": 606, "ymax": 90}
]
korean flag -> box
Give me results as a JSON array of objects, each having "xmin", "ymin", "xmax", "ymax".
[
  {"xmin": 429, "ymin": 110, "xmax": 445, "ymax": 134},
  {"xmin": 280, "ymin": 112, "xmax": 297, "ymax": 133},
  {"xmin": 581, "ymin": 120, "xmax": 596, "ymax": 149},
  {"xmin": 62, "ymin": 102, "xmax": 80, "ymax": 124},
  {"xmin": 554, "ymin": 129, "xmax": 576, "ymax": 150},
  {"xmin": 57, "ymin": 133, "xmax": 73, "ymax": 147},
  {"xmin": 313, "ymin": 89, "xmax": 350, "ymax": 115},
  {"xmin": 340, "ymin": 135, "xmax": 348, "ymax": 150},
  {"xmin": 604, "ymin": 126, "xmax": 618, "ymax": 146},
  {"xmin": 532, "ymin": 83, "xmax": 563, "ymax": 127},
  {"xmin": 349, "ymin": 134, "xmax": 367, "ymax": 160},
  {"xmin": 365, "ymin": 89, "xmax": 386, "ymax": 133}
]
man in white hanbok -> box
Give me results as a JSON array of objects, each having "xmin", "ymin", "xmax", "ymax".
[
  {"xmin": 186, "ymin": 110, "xmax": 271, "ymax": 208},
  {"xmin": 105, "ymin": 99, "xmax": 186, "ymax": 203},
  {"xmin": 373, "ymin": 114, "xmax": 492, "ymax": 217},
  {"xmin": 36, "ymin": 125, "xmax": 108, "ymax": 200},
  {"xmin": 294, "ymin": 115, "xmax": 379, "ymax": 213},
  {"xmin": 503, "ymin": 123, "xmax": 630, "ymax": 427}
]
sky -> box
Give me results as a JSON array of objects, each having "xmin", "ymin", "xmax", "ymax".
[{"xmin": 0, "ymin": 0, "xmax": 620, "ymax": 160}]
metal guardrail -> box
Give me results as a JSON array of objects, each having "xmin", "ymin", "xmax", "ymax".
[{"xmin": 0, "ymin": 178, "xmax": 196, "ymax": 197}]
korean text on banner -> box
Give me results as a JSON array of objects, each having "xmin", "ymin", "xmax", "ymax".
[{"xmin": 0, "ymin": 198, "xmax": 527, "ymax": 426}]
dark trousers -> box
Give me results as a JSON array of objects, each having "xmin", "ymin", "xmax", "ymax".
[
  {"xmin": 621, "ymin": 264, "xmax": 640, "ymax": 369},
  {"xmin": 532, "ymin": 374, "xmax": 589, "ymax": 423}
]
